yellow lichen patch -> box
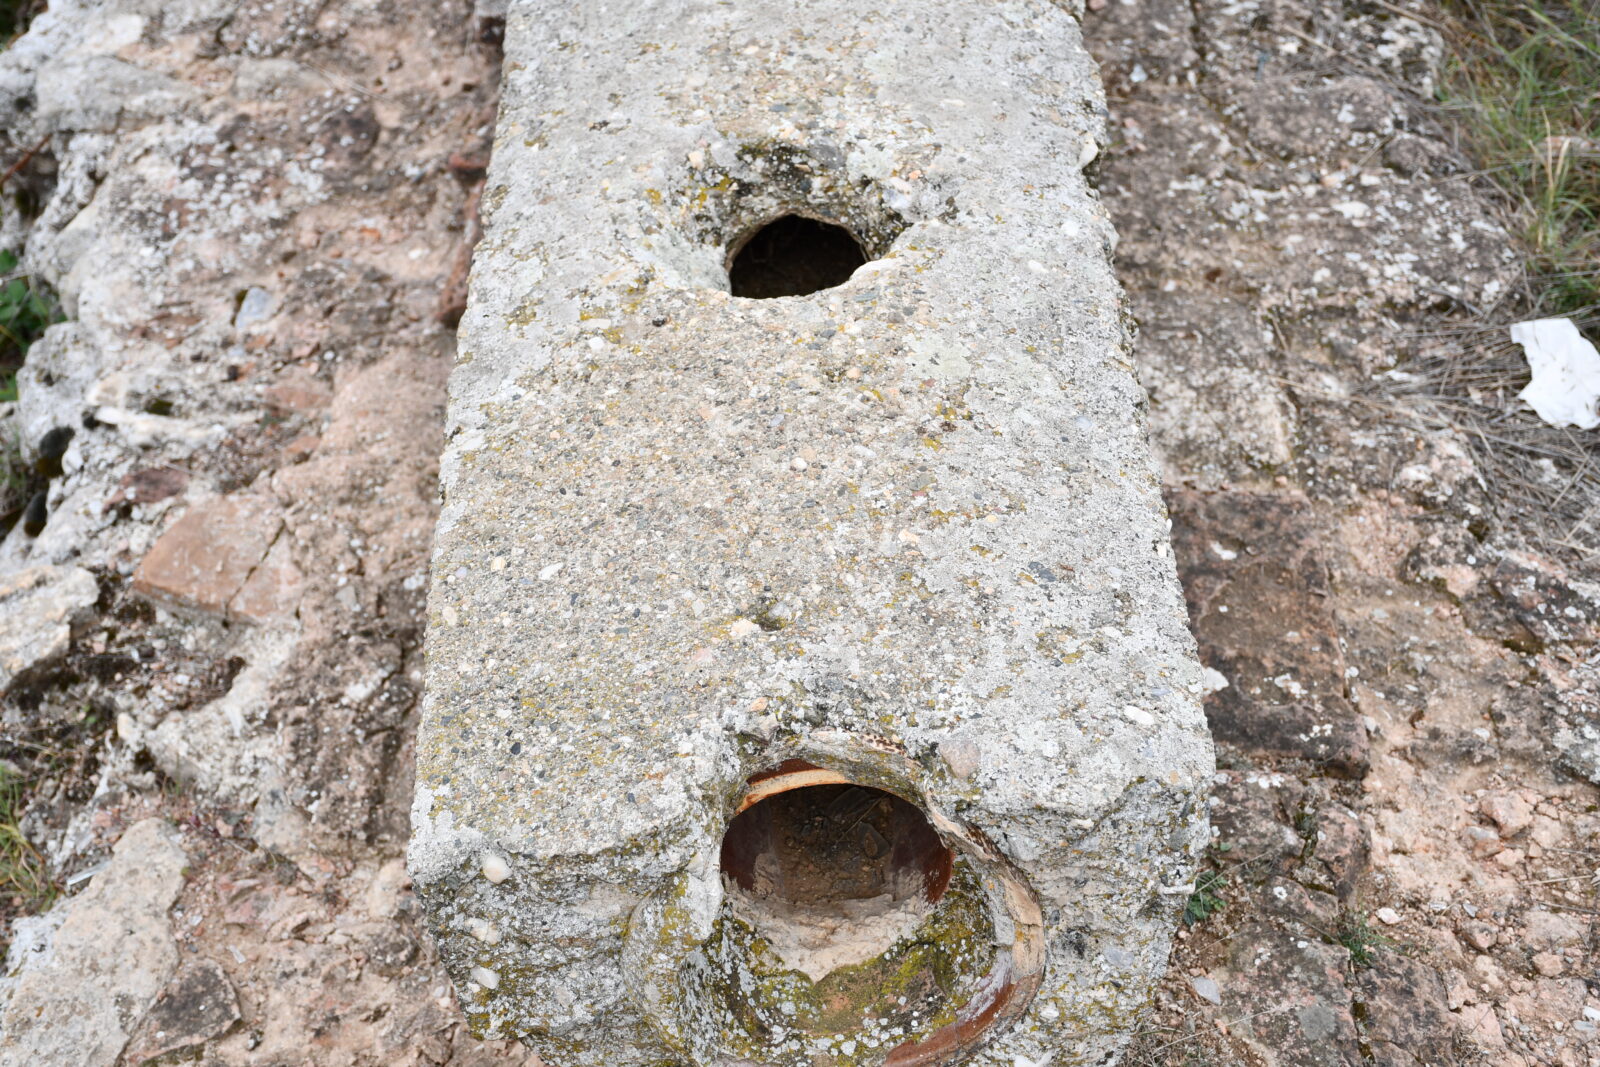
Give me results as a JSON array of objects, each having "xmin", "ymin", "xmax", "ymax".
[
  {"xmin": 508, "ymin": 299, "xmax": 540, "ymax": 326},
  {"xmin": 687, "ymin": 862, "xmax": 997, "ymax": 1064}
]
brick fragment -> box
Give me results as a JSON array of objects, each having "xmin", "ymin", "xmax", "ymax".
[{"xmin": 133, "ymin": 495, "xmax": 283, "ymax": 619}]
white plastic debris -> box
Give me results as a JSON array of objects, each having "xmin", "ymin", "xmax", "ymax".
[
  {"xmin": 1509, "ymin": 317, "xmax": 1600, "ymax": 430},
  {"xmin": 63, "ymin": 861, "xmax": 108, "ymax": 888}
]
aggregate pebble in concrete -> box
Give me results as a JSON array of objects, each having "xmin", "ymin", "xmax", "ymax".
[{"xmin": 411, "ymin": 1, "xmax": 1213, "ymax": 1063}]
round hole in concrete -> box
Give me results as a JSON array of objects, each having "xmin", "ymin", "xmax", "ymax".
[
  {"xmin": 692, "ymin": 762, "xmax": 1020, "ymax": 1064},
  {"xmin": 727, "ymin": 213, "xmax": 868, "ymax": 298}
]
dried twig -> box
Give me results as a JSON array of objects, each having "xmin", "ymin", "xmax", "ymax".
[{"xmin": 0, "ymin": 133, "xmax": 49, "ymax": 190}]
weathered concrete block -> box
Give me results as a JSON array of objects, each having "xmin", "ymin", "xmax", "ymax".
[{"xmin": 411, "ymin": 1, "xmax": 1213, "ymax": 1063}]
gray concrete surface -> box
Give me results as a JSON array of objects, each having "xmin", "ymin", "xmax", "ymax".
[{"xmin": 410, "ymin": 1, "xmax": 1214, "ymax": 1063}]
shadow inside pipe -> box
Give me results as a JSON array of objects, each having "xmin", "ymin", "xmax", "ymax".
[{"xmin": 727, "ymin": 214, "xmax": 868, "ymax": 298}]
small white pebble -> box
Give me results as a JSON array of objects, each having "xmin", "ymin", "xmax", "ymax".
[
  {"xmin": 1122, "ymin": 705, "xmax": 1155, "ymax": 727},
  {"xmin": 538, "ymin": 562, "xmax": 564, "ymax": 581},
  {"xmin": 470, "ymin": 965, "xmax": 500, "ymax": 990},
  {"xmin": 1375, "ymin": 907, "xmax": 1402, "ymax": 926},
  {"xmin": 467, "ymin": 918, "xmax": 501, "ymax": 944},
  {"xmin": 790, "ymin": 456, "xmax": 808, "ymax": 472},
  {"xmin": 481, "ymin": 853, "xmax": 511, "ymax": 884},
  {"xmin": 1077, "ymin": 133, "xmax": 1098, "ymax": 167},
  {"xmin": 442, "ymin": 605, "xmax": 459, "ymax": 626}
]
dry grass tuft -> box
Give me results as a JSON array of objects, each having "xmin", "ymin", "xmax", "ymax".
[
  {"xmin": 1378, "ymin": 1, "xmax": 1600, "ymax": 561},
  {"xmin": 1440, "ymin": 0, "xmax": 1600, "ymax": 315},
  {"xmin": 1382, "ymin": 313, "xmax": 1600, "ymax": 560}
]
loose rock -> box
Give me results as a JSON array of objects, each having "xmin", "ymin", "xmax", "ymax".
[
  {"xmin": 122, "ymin": 960, "xmax": 241, "ymax": 1066},
  {"xmin": 0, "ymin": 564, "xmax": 97, "ymax": 689},
  {"xmin": 0, "ymin": 819, "xmax": 187, "ymax": 1067}
]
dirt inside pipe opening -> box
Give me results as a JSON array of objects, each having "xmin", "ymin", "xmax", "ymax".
[
  {"xmin": 680, "ymin": 768, "xmax": 1024, "ymax": 1062},
  {"xmin": 719, "ymin": 782, "xmax": 955, "ymax": 981}
]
